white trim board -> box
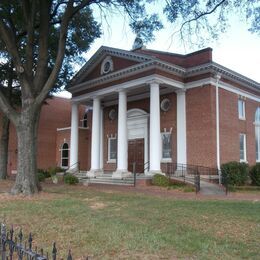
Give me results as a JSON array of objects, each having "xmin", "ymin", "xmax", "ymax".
[
  {"xmin": 71, "ymin": 74, "xmax": 184, "ymax": 103},
  {"xmin": 185, "ymin": 78, "xmax": 260, "ymax": 103}
]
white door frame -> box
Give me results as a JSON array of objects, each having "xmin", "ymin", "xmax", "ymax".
[{"xmin": 127, "ymin": 109, "xmax": 149, "ymax": 173}]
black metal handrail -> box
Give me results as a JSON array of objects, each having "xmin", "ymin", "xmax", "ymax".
[
  {"xmin": 67, "ymin": 161, "xmax": 80, "ymax": 173},
  {"xmin": 162, "ymin": 163, "xmax": 219, "ymax": 193},
  {"xmin": 144, "ymin": 161, "xmax": 150, "ymax": 172},
  {"xmin": 163, "ymin": 162, "xmax": 218, "ymax": 177}
]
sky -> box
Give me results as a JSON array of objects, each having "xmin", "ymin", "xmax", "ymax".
[{"xmin": 58, "ymin": 7, "xmax": 260, "ymax": 99}]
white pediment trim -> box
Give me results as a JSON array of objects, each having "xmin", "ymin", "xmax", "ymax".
[{"xmin": 69, "ymin": 46, "xmax": 154, "ymax": 86}]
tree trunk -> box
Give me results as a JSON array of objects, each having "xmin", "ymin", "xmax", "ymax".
[
  {"xmin": 11, "ymin": 108, "xmax": 41, "ymax": 195},
  {"xmin": 0, "ymin": 115, "xmax": 10, "ymax": 179}
]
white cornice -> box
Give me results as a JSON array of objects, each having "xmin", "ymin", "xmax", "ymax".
[
  {"xmin": 186, "ymin": 62, "xmax": 260, "ymax": 91},
  {"xmin": 71, "ymin": 74, "xmax": 184, "ymax": 103},
  {"xmin": 68, "ymin": 47, "xmax": 260, "ymax": 97},
  {"xmin": 69, "ymin": 60, "xmax": 185, "ymax": 94},
  {"xmin": 185, "ymin": 77, "xmax": 260, "ymax": 102}
]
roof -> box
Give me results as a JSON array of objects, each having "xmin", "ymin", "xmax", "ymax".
[{"xmin": 67, "ymin": 46, "xmax": 260, "ymax": 93}]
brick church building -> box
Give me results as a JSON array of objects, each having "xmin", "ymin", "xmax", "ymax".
[
  {"xmin": 66, "ymin": 46, "xmax": 260, "ymax": 177},
  {"xmin": 1, "ymin": 46, "xmax": 260, "ymax": 177}
]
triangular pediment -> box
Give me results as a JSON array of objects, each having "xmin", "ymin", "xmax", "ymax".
[{"xmin": 70, "ymin": 46, "xmax": 153, "ymax": 86}]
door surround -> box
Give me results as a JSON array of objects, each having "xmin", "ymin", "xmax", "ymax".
[{"xmin": 127, "ymin": 108, "xmax": 149, "ymax": 173}]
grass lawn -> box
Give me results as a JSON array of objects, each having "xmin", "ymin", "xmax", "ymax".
[{"xmin": 0, "ymin": 182, "xmax": 260, "ymax": 259}]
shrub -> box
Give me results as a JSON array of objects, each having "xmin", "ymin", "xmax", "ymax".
[
  {"xmin": 64, "ymin": 174, "xmax": 79, "ymax": 185},
  {"xmin": 249, "ymin": 163, "xmax": 260, "ymax": 186},
  {"xmin": 48, "ymin": 167, "xmax": 57, "ymax": 176},
  {"xmin": 37, "ymin": 171, "xmax": 45, "ymax": 182},
  {"xmin": 152, "ymin": 174, "xmax": 170, "ymax": 187},
  {"xmin": 47, "ymin": 166, "xmax": 66, "ymax": 177},
  {"xmin": 55, "ymin": 166, "xmax": 66, "ymax": 173},
  {"xmin": 38, "ymin": 168, "xmax": 51, "ymax": 178},
  {"xmin": 221, "ymin": 161, "xmax": 249, "ymax": 186}
]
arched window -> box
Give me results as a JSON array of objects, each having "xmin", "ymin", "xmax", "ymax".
[
  {"xmin": 255, "ymin": 108, "xmax": 260, "ymax": 161},
  {"xmin": 82, "ymin": 113, "xmax": 88, "ymax": 128},
  {"xmin": 61, "ymin": 143, "xmax": 69, "ymax": 168}
]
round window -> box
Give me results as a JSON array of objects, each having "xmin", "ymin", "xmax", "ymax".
[
  {"xmin": 160, "ymin": 98, "xmax": 171, "ymax": 112},
  {"xmin": 108, "ymin": 109, "xmax": 116, "ymax": 120},
  {"xmin": 101, "ymin": 56, "xmax": 113, "ymax": 75},
  {"xmin": 103, "ymin": 61, "xmax": 111, "ymax": 73}
]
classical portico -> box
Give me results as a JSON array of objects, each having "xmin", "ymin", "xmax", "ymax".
[
  {"xmin": 69, "ymin": 78, "xmax": 187, "ymax": 177},
  {"xmin": 68, "ymin": 46, "xmax": 188, "ymax": 176}
]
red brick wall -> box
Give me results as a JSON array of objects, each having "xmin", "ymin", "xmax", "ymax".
[
  {"xmin": 37, "ymin": 97, "xmax": 71, "ymax": 170},
  {"xmin": 0, "ymin": 97, "xmax": 75, "ymax": 175},
  {"xmin": 186, "ymin": 85, "xmax": 217, "ymax": 168},
  {"xmin": 56, "ymin": 128, "xmax": 90, "ymax": 170},
  {"xmin": 136, "ymin": 48, "xmax": 212, "ymax": 68},
  {"xmin": 219, "ymin": 88, "xmax": 259, "ymax": 165}
]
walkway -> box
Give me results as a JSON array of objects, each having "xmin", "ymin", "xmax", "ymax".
[{"xmin": 199, "ymin": 180, "xmax": 226, "ymax": 195}]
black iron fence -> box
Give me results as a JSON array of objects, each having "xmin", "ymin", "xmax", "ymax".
[
  {"xmin": 0, "ymin": 223, "xmax": 87, "ymax": 260},
  {"xmin": 162, "ymin": 163, "xmax": 219, "ymax": 193}
]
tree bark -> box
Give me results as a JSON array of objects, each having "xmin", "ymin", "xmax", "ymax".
[
  {"xmin": 0, "ymin": 115, "xmax": 10, "ymax": 179},
  {"xmin": 11, "ymin": 107, "xmax": 41, "ymax": 195}
]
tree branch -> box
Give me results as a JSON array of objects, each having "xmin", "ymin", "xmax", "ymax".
[
  {"xmin": 179, "ymin": 0, "xmax": 228, "ymax": 34},
  {"xmin": 22, "ymin": 0, "xmax": 36, "ymax": 80},
  {"xmin": 34, "ymin": 0, "xmax": 52, "ymax": 93},
  {"xmin": 0, "ymin": 17, "xmax": 33, "ymax": 101},
  {"xmin": 35, "ymin": 0, "xmax": 92, "ymax": 105},
  {"xmin": 35, "ymin": 0, "xmax": 74, "ymax": 105},
  {"xmin": 0, "ymin": 88, "xmax": 18, "ymax": 125}
]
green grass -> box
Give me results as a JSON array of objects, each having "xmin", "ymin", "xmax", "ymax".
[
  {"xmin": 0, "ymin": 184, "xmax": 260, "ymax": 259},
  {"xmin": 228, "ymin": 185, "xmax": 260, "ymax": 193}
]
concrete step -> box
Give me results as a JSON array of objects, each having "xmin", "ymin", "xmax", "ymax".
[{"xmin": 83, "ymin": 177, "xmax": 134, "ymax": 186}]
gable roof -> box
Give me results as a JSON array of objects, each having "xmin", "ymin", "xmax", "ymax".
[
  {"xmin": 67, "ymin": 46, "xmax": 260, "ymax": 93},
  {"xmin": 68, "ymin": 46, "xmax": 154, "ymax": 87}
]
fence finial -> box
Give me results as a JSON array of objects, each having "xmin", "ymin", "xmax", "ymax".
[
  {"xmin": 52, "ymin": 242, "xmax": 57, "ymax": 260},
  {"xmin": 67, "ymin": 249, "xmax": 72, "ymax": 260},
  {"xmin": 28, "ymin": 232, "xmax": 32, "ymax": 251}
]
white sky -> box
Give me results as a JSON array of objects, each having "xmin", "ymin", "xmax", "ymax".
[{"xmin": 58, "ymin": 10, "xmax": 260, "ymax": 99}]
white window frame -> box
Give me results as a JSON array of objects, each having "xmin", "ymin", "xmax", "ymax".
[
  {"xmin": 60, "ymin": 143, "xmax": 69, "ymax": 168},
  {"xmin": 161, "ymin": 132, "xmax": 172, "ymax": 163},
  {"xmin": 107, "ymin": 137, "xmax": 117, "ymax": 163},
  {"xmin": 255, "ymin": 108, "xmax": 260, "ymax": 162},
  {"xmin": 238, "ymin": 99, "xmax": 246, "ymax": 120},
  {"xmin": 82, "ymin": 113, "xmax": 88, "ymax": 128},
  {"xmin": 239, "ymin": 133, "xmax": 247, "ymax": 162}
]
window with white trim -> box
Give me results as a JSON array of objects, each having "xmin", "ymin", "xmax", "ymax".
[
  {"xmin": 239, "ymin": 134, "xmax": 246, "ymax": 162},
  {"xmin": 82, "ymin": 113, "xmax": 88, "ymax": 128},
  {"xmin": 61, "ymin": 143, "xmax": 69, "ymax": 168},
  {"xmin": 108, "ymin": 137, "xmax": 117, "ymax": 162},
  {"xmin": 238, "ymin": 99, "xmax": 245, "ymax": 120},
  {"xmin": 161, "ymin": 132, "xmax": 172, "ymax": 161},
  {"xmin": 255, "ymin": 108, "xmax": 260, "ymax": 161}
]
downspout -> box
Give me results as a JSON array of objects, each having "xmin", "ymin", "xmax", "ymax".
[{"xmin": 215, "ymin": 74, "xmax": 221, "ymax": 183}]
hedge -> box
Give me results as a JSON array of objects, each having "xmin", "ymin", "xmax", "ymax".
[
  {"xmin": 152, "ymin": 174, "xmax": 170, "ymax": 187},
  {"xmin": 249, "ymin": 163, "xmax": 260, "ymax": 186},
  {"xmin": 221, "ymin": 161, "xmax": 249, "ymax": 186}
]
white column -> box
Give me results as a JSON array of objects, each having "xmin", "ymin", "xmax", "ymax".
[
  {"xmin": 149, "ymin": 81, "xmax": 162, "ymax": 173},
  {"xmin": 112, "ymin": 90, "xmax": 130, "ymax": 178},
  {"xmin": 87, "ymin": 97, "xmax": 102, "ymax": 176},
  {"xmin": 100, "ymin": 107, "xmax": 104, "ymax": 170},
  {"xmin": 215, "ymin": 74, "xmax": 221, "ymax": 171},
  {"xmin": 144, "ymin": 125, "xmax": 149, "ymax": 173},
  {"xmin": 176, "ymin": 89, "xmax": 187, "ymax": 165},
  {"xmin": 69, "ymin": 102, "xmax": 79, "ymax": 171}
]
